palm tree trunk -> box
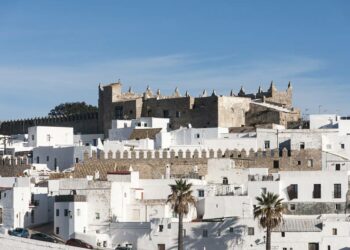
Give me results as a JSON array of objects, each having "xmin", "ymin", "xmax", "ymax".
[
  {"xmin": 178, "ymin": 213, "xmax": 184, "ymax": 250},
  {"xmin": 266, "ymin": 226, "xmax": 271, "ymax": 250}
]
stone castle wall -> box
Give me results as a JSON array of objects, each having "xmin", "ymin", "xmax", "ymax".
[
  {"xmin": 73, "ymin": 148, "xmax": 321, "ymax": 180},
  {"xmin": 0, "ymin": 112, "xmax": 99, "ymax": 135},
  {"xmin": 0, "ymin": 156, "xmax": 31, "ymax": 177}
]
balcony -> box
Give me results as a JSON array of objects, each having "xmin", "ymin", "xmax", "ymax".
[{"xmin": 214, "ymin": 184, "xmax": 247, "ymax": 196}]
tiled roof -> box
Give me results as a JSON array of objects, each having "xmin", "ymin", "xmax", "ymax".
[{"xmin": 273, "ymin": 219, "xmax": 323, "ymax": 232}]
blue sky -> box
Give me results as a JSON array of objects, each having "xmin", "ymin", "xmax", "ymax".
[{"xmin": 0, "ymin": 0, "xmax": 350, "ymax": 120}]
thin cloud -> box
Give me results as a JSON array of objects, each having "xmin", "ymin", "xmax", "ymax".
[{"xmin": 0, "ymin": 54, "xmax": 345, "ymax": 120}]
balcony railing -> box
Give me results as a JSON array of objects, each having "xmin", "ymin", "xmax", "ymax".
[{"xmin": 248, "ymin": 175, "xmax": 277, "ymax": 181}]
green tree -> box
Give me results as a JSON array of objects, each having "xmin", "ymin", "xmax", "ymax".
[
  {"xmin": 254, "ymin": 192, "xmax": 285, "ymax": 250},
  {"xmin": 167, "ymin": 179, "xmax": 196, "ymax": 250},
  {"xmin": 48, "ymin": 102, "xmax": 97, "ymax": 116}
]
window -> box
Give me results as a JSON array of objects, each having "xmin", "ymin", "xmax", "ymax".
[
  {"xmin": 307, "ymin": 159, "xmax": 313, "ymax": 167},
  {"xmin": 96, "ymin": 212, "xmax": 100, "ymax": 220},
  {"xmin": 335, "ymin": 204, "xmax": 341, "ymax": 211},
  {"xmin": 283, "ymin": 248, "xmax": 287, "ymax": 250},
  {"xmin": 46, "ymin": 156, "xmax": 49, "ymax": 162},
  {"xmin": 195, "ymin": 133, "xmax": 200, "ymax": 139},
  {"xmin": 229, "ymin": 227, "xmax": 234, "ymax": 233},
  {"xmin": 167, "ymin": 223, "xmax": 171, "ymax": 229},
  {"xmin": 247, "ymin": 227, "xmax": 254, "ymax": 235},
  {"xmin": 336, "ymin": 164, "xmax": 341, "ymax": 171},
  {"xmin": 176, "ymin": 111, "xmax": 181, "ymax": 118},
  {"xmin": 77, "ymin": 209, "xmax": 81, "ymax": 216},
  {"xmin": 332, "ymin": 228, "xmax": 337, "ymax": 235},
  {"xmin": 288, "ymin": 184, "xmax": 298, "ymax": 199},
  {"xmin": 281, "ymin": 232, "xmax": 285, "ymax": 237},
  {"xmin": 264, "ymin": 141, "xmax": 270, "ymax": 149},
  {"xmin": 273, "ymin": 160, "xmax": 279, "ymax": 169},
  {"xmin": 56, "ymin": 209, "xmax": 59, "ymax": 217},
  {"xmin": 198, "ymin": 190, "xmax": 205, "ymax": 197},
  {"xmin": 103, "ymin": 241, "xmax": 107, "ymax": 248},
  {"xmin": 75, "ymin": 158, "xmax": 79, "ymax": 163},
  {"xmin": 93, "ymin": 139, "xmax": 97, "ymax": 146},
  {"xmin": 115, "ymin": 106, "xmax": 124, "ymax": 119},
  {"xmin": 46, "ymin": 134, "xmax": 51, "ymax": 142},
  {"xmin": 223, "ymin": 177, "xmax": 228, "ymax": 185},
  {"xmin": 297, "ymin": 160, "xmax": 301, "ymax": 165},
  {"xmin": 147, "ymin": 110, "xmax": 152, "ymax": 116},
  {"xmin": 54, "ymin": 158, "xmax": 58, "ymax": 168},
  {"xmin": 55, "ymin": 227, "xmax": 59, "ymax": 234},
  {"xmin": 163, "ymin": 110, "xmax": 169, "ymax": 118},
  {"xmin": 313, "ymin": 184, "xmax": 321, "ymax": 199},
  {"xmin": 64, "ymin": 209, "xmax": 68, "ymax": 217},
  {"xmin": 261, "ymin": 188, "xmax": 267, "ymax": 194},
  {"xmin": 159, "ymin": 225, "xmax": 163, "ymax": 232},
  {"xmin": 341, "ymin": 144, "xmax": 345, "ymax": 149},
  {"xmin": 144, "ymin": 123, "xmax": 148, "ymax": 127},
  {"xmin": 36, "ymin": 156, "xmax": 40, "ymax": 164},
  {"xmin": 334, "ymin": 184, "xmax": 341, "ymax": 198},
  {"xmin": 328, "ymin": 246, "xmax": 331, "ymax": 250},
  {"xmin": 203, "ymin": 229, "xmax": 208, "ymax": 237},
  {"xmin": 300, "ymin": 142, "xmax": 305, "ymax": 150},
  {"xmin": 31, "ymin": 135, "xmax": 35, "ymax": 141},
  {"xmin": 289, "ymin": 204, "xmax": 296, "ymax": 211},
  {"xmin": 0, "ymin": 208, "xmax": 3, "ymax": 224},
  {"xmin": 31, "ymin": 210, "xmax": 34, "ymax": 223}
]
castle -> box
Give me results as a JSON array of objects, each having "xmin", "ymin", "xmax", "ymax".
[
  {"xmin": 0, "ymin": 81, "xmax": 301, "ymax": 135},
  {"xmin": 98, "ymin": 81, "xmax": 300, "ymax": 135}
]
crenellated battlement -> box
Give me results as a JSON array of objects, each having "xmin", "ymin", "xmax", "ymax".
[{"xmin": 0, "ymin": 112, "xmax": 99, "ymax": 135}]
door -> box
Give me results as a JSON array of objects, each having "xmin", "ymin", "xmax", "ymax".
[{"xmin": 308, "ymin": 243, "xmax": 319, "ymax": 250}]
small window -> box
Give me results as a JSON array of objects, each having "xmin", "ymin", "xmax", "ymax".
[
  {"xmin": 307, "ymin": 159, "xmax": 313, "ymax": 167},
  {"xmin": 281, "ymin": 232, "xmax": 285, "ymax": 237},
  {"xmin": 334, "ymin": 184, "xmax": 341, "ymax": 198},
  {"xmin": 332, "ymin": 228, "xmax": 337, "ymax": 235},
  {"xmin": 103, "ymin": 241, "xmax": 107, "ymax": 248},
  {"xmin": 203, "ymin": 229, "xmax": 208, "ymax": 237},
  {"xmin": 313, "ymin": 184, "xmax": 321, "ymax": 199},
  {"xmin": 56, "ymin": 209, "xmax": 59, "ymax": 217},
  {"xmin": 283, "ymin": 248, "xmax": 287, "ymax": 250},
  {"xmin": 300, "ymin": 142, "xmax": 305, "ymax": 150},
  {"xmin": 341, "ymin": 144, "xmax": 345, "ymax": 149},
  {"xmin": 159, "ymin": 225, "xmax": 163, "ymax": 232},
  {"xmin": 198, "ymin": 190, "xmax": 205, "ymax": 197},
  {"xmin": 297, "ymin": 160, "xmax": 301, "ymax": 166},
  {"xmin": 75, "ymin": 158, "xmax": 79, "ymax": 163},
  {"xmin": 163, "ymin": 110, "xmax": 169, "ymax": 118},
  {"xmin": 55, "ymin": 227, "xmax": 59, "ymax": 234},
  {"xmin": 195, "ymin": 133, "xmax": 200, "ymax": 139},
  {"xmin": 289, "ymin": 204, "xmax": 296, "ymax": 211},
  {"xmin": 261, "ymin": 188, "xmax": 267, "ymax": 194},
  {"xmin": 264, "ymin": 141, "xmax": 270, "ymax": 149},
  {"xmin": 64, "ymin": 209, "xmax": 68, "ymax": 217},
  {"xmin": 229, "ymin": 227, "xmax": 234, "ymax": 233},
  {"xmin": 32, "ymin": 135, "xmax": 35, "ymax": 141},
  {"xmin": 248, "ymin": 227, "xmax": 254, "ymax": 235},
  {"xmin": 167, "ymin": 223, "xmax": 171, "ymax": 229},
  {"xmin": 96, "ymin": 212, "xmax": 100, "ymax": 220},
  {"xmin": 335, "ymin": 204, "xmax": 341, "ymax": 211},
  {"xmin": 336, "ymin": 164, "xmax": 341, "ymax": 171},
  {"xmin": 46, "ymin": 156, "xmax": 49, "ymax": 162},
  {"xmin": 144, "ymin": 123, "xmax": 148, "ymax": 127},
  {"xmin": 36, "ymin": 156, "xmax": 40, "ymax": 164},
  {"xmin": 223, "ymin": 177, "xmax": 228, "ymax": 185},
  {"xmin": 273, "ymin": 160, "xmax": 279, "ymax": 169}
]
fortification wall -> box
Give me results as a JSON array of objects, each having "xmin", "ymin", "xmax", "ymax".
[
  {"xmin": 73, "ymin": 148, "xmax": 321, "ymax": 180},
  {"xmin": 0, "ymin": 156, "xmax": 31, "ymax": 177},
  {"xmin": 0, "ymin": 112, "xmax": 99, "ymax": 135}
]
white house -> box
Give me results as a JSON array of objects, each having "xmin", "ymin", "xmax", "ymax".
[{"xmin": 28, "ymin": 126, "xmax": 73, "ymax": 147}]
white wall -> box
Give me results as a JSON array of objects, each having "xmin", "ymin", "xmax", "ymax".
[{"xmin": 28, "ymin": 126, "xmax": 73, "ymax": 147}]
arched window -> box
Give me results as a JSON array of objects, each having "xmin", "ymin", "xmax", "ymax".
[{"xmin": 223, "ymin": 177, "xmax": 228, "ymax": 185}]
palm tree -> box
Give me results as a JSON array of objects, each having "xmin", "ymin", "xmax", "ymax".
[
  {"xmin": 253, "ymin": 192, "xmax": 285, "ymax": 250},
  {"xmin": 167, "ymin": 179, "xmax": 196, "ymax": 250}
]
